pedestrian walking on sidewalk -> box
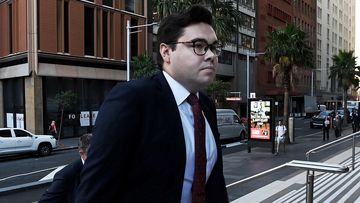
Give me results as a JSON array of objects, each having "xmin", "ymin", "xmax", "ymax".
[
  {"xmin": 49, "ymin": 120, "xmax": 58, "ymax": 139},
  {"xmin": 333, "ymin": 114, "xmax": 342, "ymax": 138},
  {"xmin": 275, "ymin": 120, "xmax": 286, "ymax": 155},
  {"xmin": 323, "ymin": 116, "xmax": 330, "ymax": 140},
  {"xmin": 353, "ymin": 109, "xmax": 360, "ymax": 132}
]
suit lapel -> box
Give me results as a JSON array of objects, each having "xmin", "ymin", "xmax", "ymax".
[{"xmin": 153, "ymin": 72, "xmax": 187, "ymax": 170}]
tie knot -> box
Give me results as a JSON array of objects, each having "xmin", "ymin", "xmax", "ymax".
[{"xmin": 186, "ymin": 93, "xmax": 199, "ymax": 106}]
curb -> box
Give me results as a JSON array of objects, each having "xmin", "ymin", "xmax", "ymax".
[{"xmin": 53, "ymin": 146, "xmax": 78, "ymax": 152}]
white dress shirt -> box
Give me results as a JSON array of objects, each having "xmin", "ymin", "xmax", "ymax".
[{"xmin": 163, "ymin": 71, "xmax": 218, "ymax": 203}]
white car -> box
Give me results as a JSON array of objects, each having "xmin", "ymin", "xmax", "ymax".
[
  {"xmin": 0, "ymin": 128, "xmax": 57, "ymax": 156},
  {"xmin": 216, "ymin": 109, "xmax": 247, "ymax": 140}
]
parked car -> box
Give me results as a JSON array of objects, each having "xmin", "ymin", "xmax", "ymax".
[
  {"xmin": 310, "ymin": 110, "xmax": 334, "ymax": 128},
  {"xmin": 216, "ymin": 109, "xmax": 247, "ymax": 140},
  {"xmin": 0, "ymin": 128, "xmax": 57, "ymax": 156}
]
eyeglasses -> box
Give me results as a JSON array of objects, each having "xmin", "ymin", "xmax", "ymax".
[{"xmin": 169, "ymin": 39, "xmax": 222, "ymax": 56}]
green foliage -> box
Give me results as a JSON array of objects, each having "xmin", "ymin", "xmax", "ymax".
[
  {"xmin": 206, "ymin": 80, "xmax": 231, "ymax": 98},
  {"xmin": 153, "ymin": 0, "xmax": 242, "ymax": 45},
  {"xmin": 132, "ymin": 54, "xmax": 159, "ymax": 79},
  {"xmin": 329, "ymin": 50, "xmax": 359, "ymax": 90},
  {"xmin": 54, "ymin": 90, "xmax": 77, "ymax": 111},
  {"xmin": 329, "ymin": 50, "xmax": 360, "ymax": 124},
  {"xmin": 264, "ymin": 23, "xmax": 314, "ymax": 142},
  {"xmin": 265, "ymin": 24, "xmax": 314, "ymax": 68}
]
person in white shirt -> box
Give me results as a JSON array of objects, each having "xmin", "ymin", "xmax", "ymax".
[
  {"xmin": 323, "ymin": 116, "xmax": 330, "ymax": 140},
  {"xmin": 275, "ymin": 120, "xmax": 286, "ymax": 155}
]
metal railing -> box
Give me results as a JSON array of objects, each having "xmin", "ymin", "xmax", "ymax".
[
  {"xmin": 226, "ymin": 160, "xmax": 348, "ymax": 203},
  {"xmin": 227, "ymin": 131, "xmax": 360, "ymax": 202},
  {"xmin": 306, "ymin": 131, "xmax": 360, "ymax": 170},
  {"xmin": 304, "ymin": 131, "xmax": 360, "ymax": 202}
]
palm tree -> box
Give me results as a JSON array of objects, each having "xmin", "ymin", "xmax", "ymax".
[
  {"xmin": 265, "ymin": 23, "xmax": 314, "ymax": 142},
  {"xmin": 329, "ymin": 50, "xmax": 360, "ymax": 124},
  {"xmin": 153, "ymin": 0, "xmax": 242, "ymax": 45}
]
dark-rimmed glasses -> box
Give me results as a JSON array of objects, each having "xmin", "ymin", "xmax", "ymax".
[{"xmin": 169, "ymin": 39, "xmax": 222, "ymax": 56}]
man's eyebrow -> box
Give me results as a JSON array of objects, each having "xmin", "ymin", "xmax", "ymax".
[{"xmin": 190, "ymin": 38, "xmax": 220, "ymax": 44}]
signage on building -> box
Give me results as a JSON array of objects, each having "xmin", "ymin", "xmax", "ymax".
[{"xmin": 80, "ymin": 111, "xmax": 98, "ymax": 127}]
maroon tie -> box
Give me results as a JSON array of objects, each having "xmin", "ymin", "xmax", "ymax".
[{"xmin": 187, "ymin": 93, "xmax": 206, "ymax": 203}]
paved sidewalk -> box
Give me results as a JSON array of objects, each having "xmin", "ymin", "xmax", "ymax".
[
  {"xmin": 53, "ymin": 137, "xmax": 79, "ymax": 151},
  {"xmin": 223, "ymin": 126, "xmax": 356, "ymax": 202}
]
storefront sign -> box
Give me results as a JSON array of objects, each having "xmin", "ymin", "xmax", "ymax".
[{"xmin": 80, "ymin": 111, "xmax": 98, "ymax": 126}]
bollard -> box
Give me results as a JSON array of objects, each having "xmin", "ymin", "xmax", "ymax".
[{"xmin": 288, "ymin": 116, "xmax": 294, "ymax": 143}]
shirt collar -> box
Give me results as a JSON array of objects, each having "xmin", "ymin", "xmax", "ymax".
[{"xmin": 163, "ymin": 71, "xmax": 198, "ymax": 106}]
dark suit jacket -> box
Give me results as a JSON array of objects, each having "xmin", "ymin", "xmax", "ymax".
[
  {"xmin": 39, "ymin": 159, "xmax": 83, "ymax": 203},
  {"xmin": 75, "ymin": 72, "xmax": 228, "ymax": 203}
]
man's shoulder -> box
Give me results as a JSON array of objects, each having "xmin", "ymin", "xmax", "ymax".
[{"xmin": 55, "ymin": 159, "xmax": 82, "ymax": 179}]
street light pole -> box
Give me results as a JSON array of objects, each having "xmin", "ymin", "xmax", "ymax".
[
  {"xmin": 246, "ymin": 51, "xmax": 265, "ymax": 100},
  {"xmin": 126, "ymin": 20, "xmax": 157, "ymax": 81},
  {"xmin": 246, "ymin": 51, "xmax": 265, "ymax": 119}
]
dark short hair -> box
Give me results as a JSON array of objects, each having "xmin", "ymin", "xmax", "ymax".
[
  {"xmin": 156, "ymin": 5, "xmax": 213, "ymax": 67},
  {"xmin": 78, "ymin": 133, "xmax": 92, "ymax": 152}
]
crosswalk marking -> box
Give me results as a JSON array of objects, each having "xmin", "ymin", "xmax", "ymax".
[
  {"xmin": 231, "ymin": 148, "xmax": 360, "ymax": 203},
  {"xmin": 39, "ymin": 165, "xmax": 67, "ymax": 181}
]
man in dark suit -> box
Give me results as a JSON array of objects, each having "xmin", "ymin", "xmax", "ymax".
[
  {"xmin": 75, "ymin": 5, "xmax": 228, "ymax": 203},
  {"xmin": 39, "ymin": 134, "xmax": 92, "ymax": 203}
]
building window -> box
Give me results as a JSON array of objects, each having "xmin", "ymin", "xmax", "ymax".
[
  {"xmin": 241, "ymin": 13, "xmax": 255, "ymax": 30},
  {"xmin": 3, "ymin": 78, "xmax": 25, "ymax": 128},
  {"xmin": 317, "ymin": 23, "xmax": 321, "ymax": 35},
  {"xmin": 64, "ymin": 1, "xmax": 69, "ymax": 53},
  {"xmin": 218, "ymin": 50, "xmax": 232, "ymax": 65},
  {"xmin": 130, "ymin": 18, "xmax": 138, "ymax": 58},
  {"xmin": 84, "ymin": 7, "xmax": 94, "ymax": 56},
  {"xmin": 125, "ymin": 0, "xmax": 143, "ymax": 15},
  {"xmin": 317, "ymin": 7, "xmax": 321, "ymax": 19},
  {"xmin": 240, "ymin": 34, "xmax": 254, "ymax": 49},
  {"xmin": 57, "ymin": 0, "xmax": 69, "ymax": 53},
  {"xmin": 8, "ymin": 2, "xmax": 13, "ymax": 54},
  {"xmin": 103, "ymin": 11, "xmax": 108, "ymax": 58},
  {"xmin": 317, "ymin": 39, "xmax": 321, "ymax": 50},
  {"xmin": 103, "ymin": 0, "xmax": 113, "ymax": 7}
]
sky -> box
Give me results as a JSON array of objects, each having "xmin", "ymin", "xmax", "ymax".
[{"xmin": 356, "ymin": 1, "xmax": 360, "ymax": 63}]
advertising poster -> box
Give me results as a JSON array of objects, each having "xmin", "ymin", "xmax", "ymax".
[
  {"xmin": 16, "ymin": 114, "xmax": 24, "ymax": 129},
  {"xmin": 6, "ymin": 113, "xmax": 13, "ymax": 128},
  {"xmin": 249, "ymin": 100, "xmax": 272, "ymax": 141}
]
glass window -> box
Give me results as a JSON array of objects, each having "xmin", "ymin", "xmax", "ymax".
[
  {"xmin": 103, "ymin": 0, "xmax": 113, "ymax": 7},
  {"xmin": 103, "ymin": 11, "xmax": 108, "ymax": 57},
  {"xmin": 84, "ymin": 7, "xmax": 94, "ymax": 56},
  {"xmin": 218, "ymin": 50, "xmax": 232, "ymax": 65},
  {"xmin": 15, "ymin": 129, "xmax": 31, "ymax": 137},
  {"xmin": 240, "ymin": 34, "xmax": 254, "ymax": 49},
  {"xmin": 3, "ymin": 78, "xmax": 25, "ymax": 128},
  {"xmin": 0, "ymin": 130, "xmax": 12, "ymax": 138},
  {"xmin": 8, "ymin": 2, "xmax": 13, "ymax": 54},
  {"xmin": 125, "ymin": 0, "xmax": 143, "ymax": 15},
  {"xmin": 130, "ymin": 18, "xmax": 138, "ymax": 58}
]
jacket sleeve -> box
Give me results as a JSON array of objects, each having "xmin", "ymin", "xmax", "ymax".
[
  {"xmin": 38, "ymin": 168, "xmax": 68, "ymax": 203},
  {"xmin": 75, "ymin": 83, "xmax": 142, "ymax": 203}
]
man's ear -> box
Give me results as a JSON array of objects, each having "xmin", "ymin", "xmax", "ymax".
[{"xmin": 159, "ymin": 43, "xmax": 171, "ymax": 63}]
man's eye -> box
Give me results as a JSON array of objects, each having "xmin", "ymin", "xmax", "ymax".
[{"xmin": 194, "ymin": 42, "xmax": 206, "ymax": 49}]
